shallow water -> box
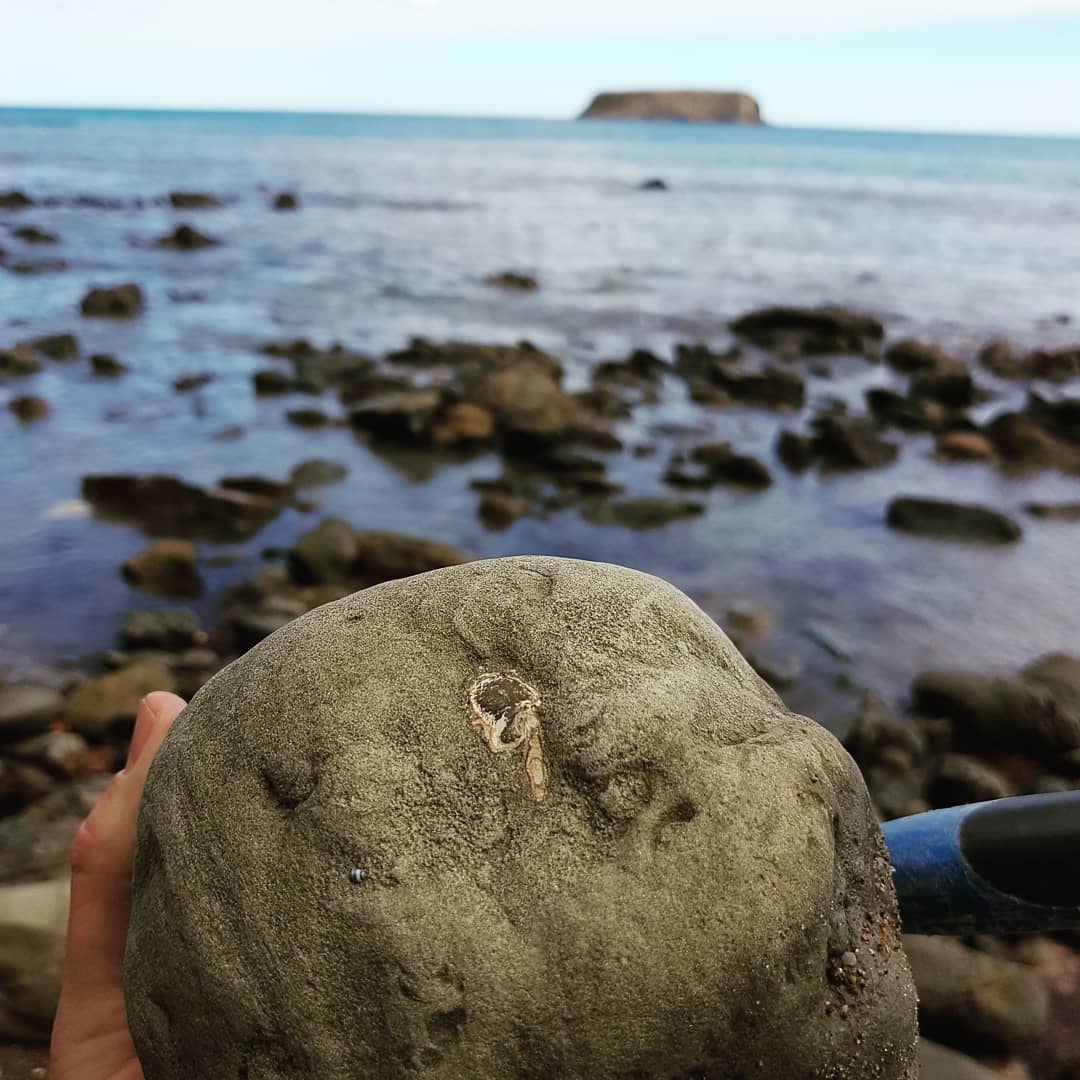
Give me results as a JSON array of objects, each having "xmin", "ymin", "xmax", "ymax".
[{"xmin": 1, "ymin": 109, "xmax": 1078, "ymax": 728}]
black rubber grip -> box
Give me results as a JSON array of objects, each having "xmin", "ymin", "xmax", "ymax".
[{"xmin": 959, "ymin": 791, "xmax": 1080, "ymax": 907}]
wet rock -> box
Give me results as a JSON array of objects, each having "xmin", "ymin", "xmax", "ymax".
[
  {"xmin": 429, "ymin": 400, "xmax": 497, "ymax": 448},
  {"xmin": 289, "ymin": 459, "xmax": 347, "ymax": 488},
  {"xmin": 478, "ymin": 490, "xmax": 531, "ymax": 529},
  {"xmin": 29, "ymin": 332, "xmax": 78, "ymax": 360},
  {"xmin": 686, "ymin": 380, "xmax": 735, "ymax": 407},
  {"xmin": 924, "ymin": 753, "xmax": 1013, "ymax": 808},
  {"xmin": 887, "ymin": 496, "xmax": 1021, "ymax": 543},
  {"xmin": 272, "ymin": 191, "xmax": 298, "ymax": 211},
  {"xmin": 168, "ymin": 191, "xmax": 221, "ymax": 209},
  {"xmin": 730, "ymin": 305, "xmax": 884, "ymax": 357},
  {"xmin": 1027, "ymin": 393, "xmax": 1080, "ymax": 446},
  {"xmin": 812, "ymin": 414, "xmax": 898, "ymax": 470},
  {"xmin": 337, "ymin": 370, "xmax": 414, "ymax": 405},
  {"xmin": 252, "ymin": 368, "xmax": 297, "ymax": 395},
  {"xmin": 1025, "ymin": 501, "xmax": 1080, "ymax": 520},
  {"xmin": 0, "ymin": 683, "xmax": 64, "ymax": 739},
  {"xmin": 673, "ymin": 342, "xmax": 742, "ymax": 382},
  {"xmin": 910, "ymin": 653, "xmax": 1080, "ymax": 756},
  {"xmin": 986, "ymin": 413, "xmax": 1080, "ymax": 472},
  {"xmin": 0, "ymin": 190, "xmax": 34, "ymax": 209},
  {"xmin": 714, "ymin": 363, "xmax": 805, "ymax": 409},
  {"xmin": 288, "ymin": 519, "xmax": 470, "ymax": 588},
  {"xmin": 63, "ymin": 659, "xmax": 177, "ymax": 739},
  {"xmin": 639, "ymin": 177, "xmax": 668, "ymax": 190},
  {"xmin": 0, "ymin": 876, "xmax": 69, "ymax": 1043},
  {"xmin": 484, "ymin": 271, "xmax": 538, "ymax": 291},
  {"xmin": 220, "ymin": 475, "xmax": 293, "ymax": 501},
  {"xmin": 349, "ymin": 388, "xmax": 445, "ymax": 444},
  {"xmin": 7, "ymin": 395, "xmax": 49, "ymax": 422},
  {"xmin": 595, "ymin": 348, "xmax": 669, "ymax": 388},
  {"xmin": 459, "ymin": 347, "xmax": 577, "ymax": 447},
  {"xmin": 261, "ymin": 339, "xmax": 375, "ymax": 391},
  {"xmin": 158, "ymin": 223, "xmax": 219, "ymax": 250},
  {"xmin": 689, "ymin": 442, "xmax": 772, "ymax": 488},
  {"xmin": 124, "ymin": 556, "xmax": 917, "ymax": 1080},
  {"xmin": 122, "ymin": 540, "xmax": 203, "ymax": 599},
  {"xmin": 918, "ymin": 1039, "xmax": 1001, "ymax": 1080},
  {"xmin": 775, "ymin": 430, "xmax": 816, "ymax": 471},
  {"xmin": 593, "ymin": 496, "xmax": 706, "ymax": 529},
  {"xmin": 573, "ymin": 386, "xmax": 633, "ymax": 420},
  {"xmin": 12, "ymin": 224, "xmax": 57, "ymax": 244},
  {"xmin": 286, "ymin": 407, "xmax": 332, "ymax": 428},
  {"xmin": 90, "ymin": 352, "xmax": 127, "ymax": 376},
  {"xmin": 884, "ymin": 340, "xmax": 960, "ymax": 374},
  {"xmin": 82, "ymin": 474, "xmax": 286, "ymax": 541},
  {"xmin": 935, "ymin": 431, "xmax": 994, "ymax": 461},
  {"xmin": 287, "ymin": 519, "xmax": 358, "ymax": 586},
  {"xmin": 866, "ymin": 387, "xmax": 950, "ymax": 432},
  {"xmin": 904, "ymin": 934, "xmax": 1049, "ymax": 1053},
  {"xmin": 909, "ymin": 368, "xmax": 979, "ymax": 408},
  {"xmin": 984, "ymin": 342, "xmax": 1080, "ymax": 382},
  {"xmin": 173, "ymin": 371, "xmax": 213, "ymax": 391},
  {"xmin": 0, "ymin": 344, "xmax": 41, "ymax": 376},
  {"xmin": 80, "ymin": 282, "xmax": 144, "ymax": 318},
  {"xmin": 123, "ymin": 609, "xmax": 205, "ymax": 651},
  {"xmin": 8, "ymin": 255, "xmax": 70, "ymax": 275},
  {"xmin": 0, "ymin": 759, "xmax": 55, "ymax": 814}
]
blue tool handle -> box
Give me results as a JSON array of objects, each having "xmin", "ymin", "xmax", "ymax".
[{"xmin": 881, "ymin": 791, "xmax": 1080, "ymax": 935}]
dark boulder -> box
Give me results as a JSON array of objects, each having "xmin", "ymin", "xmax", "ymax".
[
  {"xmin": 639, "ymin": 178, "xmax": 668, "ymax": 190},
  {"xmin": 689, "ymin": 442, "xmax": 772, "ymax": 488},
  {"xmin": 591, "ymin": 496, "xmax": 705, "ymax": 530},
  {"xmin": 730, "ymin": 305, "xmax": 884, "ymax": 357},
  {"xmin": 0, "ymin": 345, "xmax": 41, "ymax": 376},
  {"xmin": 884, "ymin": 340, "xmax": 960, "ymax": 374},
  {"xmin": 168, "ymin": 192, "xmax": 221, "ymax": 209},
  {"xmin": 13, "ymin": 225, "xmax": 57, "ymax": 244},
  {"xmin": 0, "ymin": 191, "xmax": 34, "ymax": 209},
  {"xmin": 911, "ymin": 653, "xmax": 1080, "ymax": 756},
  {"xmin": 272, "ymin": 192, "xmax": 298, "ymax": 211},
  {"xmin": 252, "ymin": 369, "xmax": 296, "ymax": 395},
  {"xmin": 812, "ymin": 414, "xmax": 898, "ymax": 469},
  {"xmin": 349, "ymin": 388, "xmax": 445, "ymax": 445},
  {"xmin": 886, "ymin": 497, "xmax": 1021, "ymax": 543},
  {"xmin": 82, "ymin": 474, "xmax": 286, "ymax": 541},
  {"xmin": 289, "ymin": 459, "xmax": 347, "ymax": 488},
  {"xmin": 158, "ymin": 224, "xmax": 218, "ymax": 250},
  {"xmin": 122, "ymin": 540, "xmax": 203, "ymax": 599},
  {"xmin": 90, "ymin": 353, "xmax": 127, "ymax": 377},
  {"xmin": 80, "ymin": 283, "xmax": 143, "ymax": 318},
  {"xmin": 8, "ymin": 396, "xmax": 49, "ymax": 422},
  {"xmin": 30, "ymin": 333, "xmax": 78, "ymax": 361}
]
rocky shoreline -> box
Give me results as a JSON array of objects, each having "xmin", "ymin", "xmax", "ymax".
[{"xmin": 4, "ymin": 185, "xmax": 1080, "ymax": 1076}]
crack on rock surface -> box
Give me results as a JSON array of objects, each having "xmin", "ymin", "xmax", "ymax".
[{"xmin": 468, "ymin": 671, "xmax": 548, "ymax": 801}]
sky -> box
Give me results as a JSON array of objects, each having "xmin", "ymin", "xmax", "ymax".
[{"xmin": 1, "ymin": 1, "xmax": 1079, "ymax": 134}]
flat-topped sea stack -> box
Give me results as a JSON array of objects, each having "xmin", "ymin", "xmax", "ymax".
[{"xmin": 580, "ymin": 90, "xmax": 763, "ymax": 124}]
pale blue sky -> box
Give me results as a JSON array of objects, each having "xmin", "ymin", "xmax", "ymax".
[{"xmin": 2, "ymin": 2, "xmax": 1079, "ymax": 135}]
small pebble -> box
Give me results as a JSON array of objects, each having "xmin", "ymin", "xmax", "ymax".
[{"xmin": 841, "ymin": 951, "xmax": 858, "ymax": 967}]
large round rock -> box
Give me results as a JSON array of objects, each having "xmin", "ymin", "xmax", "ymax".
[{"xmin": 124, "ymin": 556, "xmax": 917, "ymax": 1078}]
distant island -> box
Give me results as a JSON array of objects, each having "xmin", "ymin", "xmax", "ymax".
[{"xmin": 579, "ymin": 90, "xmax": 763, "ymax": 124}]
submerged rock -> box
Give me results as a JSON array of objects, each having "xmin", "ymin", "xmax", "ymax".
[
  {"xmin": 122, "ymin": 540, "xmax": 203, "ymax": 599},
  {"xmin": 80, "ymin": 282, "xmax": 144, "ymax": 318},
  {"xmin": 12, "ymin": 224, "xmax": 57, "ymax": 244},
  {"xmin": 639, "ymin": 177, "xmax": 668, "ymax": 190},
  {"xmin": 886, "ymin": 497, "xmax": 1021, "ymax": 543},
  {"xmin": 289, "ymin": 459, "xmax": 348, "ymax": 488},
  {"xmin": 29, "ymin": 332, "xmax": 78, "ymax": 360},
  {"xmin": 812, "ymin": 414, "xmax": 898, "ymax": 470},
  {"xmin": 90, "ymin": 352, "xmax": 128, "ymax": 376},
  {"xmin": 0, "ymin": 344, "xmax": 41, "ymax": 376},
  {"xmin": 484, "ymin": 271, "xmax": 538, "ymax": 291},
  {"xmin": 272, "ymin": 191, "xmax": 298, "ymax": 211},
  {"xmin": 82, "ymin": 474, "xmax": 286, "ymax": 541},
  {"xmin": 168, "ymin": 191, "xmax": 221, "ymax": 209},
  {"xmin": 1025, "ymin": 501, "xmax": 1080, "ymax": 520},
  {"xmin": 591, "ymin": 496, "xmax": 706, "ymax": 529},
  {"xmin": 124, "ymin": 556, "xmax": 916, "ymax": 1079},
  {"xmin": 157, "ymin": 223, "xmax": 219, "ymax": 250},
  {"xmin": 7, "ymin": 395, "xmax": 49, "ymax": 422},
  {"xmin": 0, "ymin": 190, "xmax": 34, "ymax": 209}
]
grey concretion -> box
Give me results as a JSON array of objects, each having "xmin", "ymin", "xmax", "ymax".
[{"xmin": 123, "ymin": 556, "xmax": 918, "ymax": 1079}]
